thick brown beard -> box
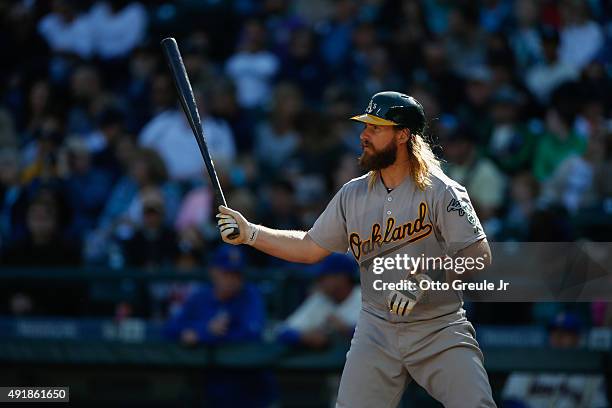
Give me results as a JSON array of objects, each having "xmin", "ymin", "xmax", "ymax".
[{"xmin": 358, "ymin": 139, "xmax": 398, "ymax": 171}]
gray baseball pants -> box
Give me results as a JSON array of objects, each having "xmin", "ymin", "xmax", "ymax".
[{"xmin": 336, "ymin": 309, "xmax": 496, "ymax": 408}]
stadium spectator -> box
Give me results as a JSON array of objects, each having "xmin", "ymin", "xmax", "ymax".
[
  {"xmin": 123, "ymin": 189, "xmax": 178, "ymax": 268},
  {"xmin": 37, "ymin": 0, "xmax": 94, "ymax": 59},
  {"xmin": 62, "ymin": 137, "xmax": 114, "ymax": 239},
  {"xmin": 225, "ymin": 18, "xmax": 280, "ymax": 110},
  {"xmin": 502, "ymin": 312, "xmax": 608, "ymax": 407},
  {"xmin": 541, "ymin": 128, "xmax": 607, "ymax": 214},
  {"xmin": 208, "ymin": 78, "xmax": 256, "ymax": 153},
  {"xmin": 163, "ymin": 245, "xmax": 276, "ymax": 406},
  {"xmin": 1, "ymin": 197, "xmax": 84, "ymax": 316},
  {"xmin": 443, "ymin": 126, "xmax": 506, "ymax": 222},
  {"xmin": 139, "ymin": 78, "xmax": 236, "ymax": 181},
  {"xmin": 66, "ymin": 65, "xmax": 110, "ymax": 136},
  {"xmin": 3, "ymin": 196, "xmax": 80, "ymax": 266},
  {"xmin": 0, "ymin": 149, "xmax": 28, "ymax": 244},
  {"xmin": 509, "ymin": 0, "xmax": 544, "ymax": 72},
  {"xmin": 85, "ymin": 107, "xmax": 128, "ymax": 182},
  {"xmin": 164, "ymin": 245, "xmax": 264, "ymax": 344},
  {"xmin": 558, "ymin": 0, "xmax": 604, "ymax": 71},
  {"xmin": 254, "ymin": 82, "xmax": 302, "ymax": 171},
  {"xmin": 532, "ymin": 106, "xmax": 586, "ymax": 182},
  {"xmin": 487, "ymin": 85, "xmax": 536, "ymax": 174},
  {"xmin": 500, "ymin": 171, "xmax": 539, "ymax": 241},
  {"xmin": 444, "ymin": 5, "xmax": 488, "ymax": 77},
  {"xmin": 525, "ymin": 27, "xmax": 578, "ymax": 103},
  {"xmin": 88, "ymin": 0, "xmax": 147, "ymax": 61},
  {"xmin": 20, "ymin": 115, "xmax": 65, "ymax": 185},
  {"xmin": 278, "ymin": 27, "xmax": 327, "ymax": 103},
  {"xmin": 277, "ymin": 254, "xmax": 359, "ymax": 348},
  {"xmin": 97, "ymin": 148, "xmax": 180, "ymax": 241}
]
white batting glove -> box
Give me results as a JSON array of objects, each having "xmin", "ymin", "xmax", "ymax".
[
  {"xmin": 216, "ymin": 205, "xmax": 259, "ymax": 246},
  {"xmin": 387, "ymin": 274, "xmax": 433, "ymax": 316}
]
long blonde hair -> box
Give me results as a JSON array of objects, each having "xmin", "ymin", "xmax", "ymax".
[{"xmin": 368, "ymin": 132, "xmax": 442, "ymax": 191}]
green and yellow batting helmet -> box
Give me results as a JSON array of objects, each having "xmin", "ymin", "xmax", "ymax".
[{"xmin": 350, "ymin": 91, "xmax": 425, "ymax": 133}]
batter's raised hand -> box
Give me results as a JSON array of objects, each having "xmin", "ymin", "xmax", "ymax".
[{"xmin": 216, "ymin": 205, "xmax": 259, "ymax": 245}]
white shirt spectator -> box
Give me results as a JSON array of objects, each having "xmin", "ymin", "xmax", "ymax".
[
  {"xmin": 226, "ymin": 51, "xmax": 279, "ymax": 109},
  {"xmin": 283, "ymin": 287, "xmax": 361, "ymax": 333},
  {"xmin": 525, "ymin": 62, "xmax": 578, "ymax": 103},
  {"xmin": 88, "ymin": 1, "xmax": 147, "ymax": 59},
  {"xmin": 559, "ymin": 21, "xmax": 604, "ymax": 70},
  {"xmin": 38, "ymin": 12, "xmax": 94, "ymax": 58},
  {"xmin": 139, "ymin": 110, "xmax": 236, "ymax": 181}
]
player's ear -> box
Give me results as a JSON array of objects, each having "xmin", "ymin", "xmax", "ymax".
[{"xmin": 396, "ymin": 128, "xmax": 410, "ymax": 144}]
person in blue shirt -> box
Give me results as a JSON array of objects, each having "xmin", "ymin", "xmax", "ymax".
[
  {"xmin": 164, "ymin": 245, "xmax": 276, "ymax": 407},
  {"xmin": 163, "ymin": 245, "xmax": 265, "ymax": 345}
]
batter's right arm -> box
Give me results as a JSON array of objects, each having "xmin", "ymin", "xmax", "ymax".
[{"xmin": 216, "ymin": 205, "xmax": 331, "ymax": 264}]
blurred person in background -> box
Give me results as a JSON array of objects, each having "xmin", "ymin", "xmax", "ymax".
[
  {"xmin": 37, "ymin": 0, "xmax": 93, "ymax": 59},
  {"xmin": 360, "ymin": 46, "xmax": 403, "ymax": 107},
  {"xmin": 21, "ymin": 79, "xmax": 59, "ymax": 143},
  {"xmin": 88, "ymin": 0, "xmax": 147, "ymax": 61},
  {"xmin": 62, "ymin": 137, "xmax": 114, "ymax": 239},
  {"xmin": 278, "ymin": 27, "xmax": 327, "ymax": 104},
  {"xmin": 1, "ymin": 197, "xmax": 84, "ymax": 316},
  {"xmin": 412, "ymin": 41, "xmax": 464, "ymax": 113},
  {"xmin": 260, "ymin": 178, "xmax": 301, "ymax": 232},
  {"xmin": 277, "ymin": 253, "xmax": 359, "ymax": 349},
  {"xmin": 502, "ymin": 312, "xmax": 608, "ymax": 408},
  {"xmin": 558, "ymin": 0, "xmax": 603, "ymax": 71},
  {"xmin": 500, "ymin": 171, "xmax": 539, "ymax": 241},
  {"xmin": 164, "ymin": 245, "xmax": 276, "ymax": 406},
  {"xmin": 124, "ymin": 43, "xmax": 159, "ymax": 132},
  {"xmin": 20, "ymin": 115, "xmax": 65, "ymax": 186},
  {"xmin": 97, "ymin": 147, "xmax": 180, "ymax": 246},
  {"xmin": 2, "ymin": 197, "xmax": 80, "ymax": 266},
  {"xmin": 208, "ymin": 78, "xmax": 255, "ymax": 153},
  {"xmin": 443, "ymin": 125, "xmax": 506, "ymax": 224},
  {"xmin": 123, "ymin": 188, "xmax": 178, "ymax": 269},
  {"xmin": 164, "ymin": 245, "xmax": 263, "ymax": 344},
  {"xmin": 444, "ymin": 5, "xmax": 488, "ymax": 77},
  {"xmin": 225, "ymin": 18, "xmax": 279, "ymax": 111},
  {"xmin": 541, "ymin": 128, "xmax": 607, "ymax": 214},
  {"xmin": 457, "ymin": 66, "xmax": 495, "ymax": 144},
  {"xmin": 66, "ymin": 64, "xmax": 113, "ymax": 135},
  {"xmin": 181, "ymin": 31, "xmax": 219, "ymax": 91},
  {"xmin": 525, "ymin": 27, "xmax": 578, "ymax": 104},
  {"xmin": 324, "ymin": 85, "xmax": 362, "ymax": 154},
  {"xmin": 139, "ymin": 76, "xmax": 236, "ymax": 181},
  {"xmin": 487, "ymin": 85, "xmax": 536, "ymax": 174},
  {"xmin": 509, "ymin": 0, "xmax": 544, "ymax": 73},
  {"xmin": 85, "ymin": 107, "xmax": 128, "ymax": 182},
  {"xmin": 532, "ymin": 104, "xmax": 586, "ymax": 182},
  {"xmin": 255, "ymin": 82, "xmax": 302, "ymax": 171},
  {"xmin": 317, "ymin": 0, "xmax": 358, "ymax": 75}
]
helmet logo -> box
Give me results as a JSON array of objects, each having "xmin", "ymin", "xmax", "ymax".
[{"xmin": 366, "ymin": 100, "xmax": 377, "ymax": 114}]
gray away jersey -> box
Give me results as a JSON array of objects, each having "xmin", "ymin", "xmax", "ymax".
[{"xmin": 308, "ymin": 170, "xmax": 486, "ymax": 323}]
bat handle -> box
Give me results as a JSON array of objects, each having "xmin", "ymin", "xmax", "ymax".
[{"xmin": 227, "ymin": 228, "xmax": 240, "ymax": 240}]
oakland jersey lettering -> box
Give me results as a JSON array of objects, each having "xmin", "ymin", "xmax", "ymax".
[{"xmin": 349, "ymin": 202, "xmax": 432, "ymax": 261}]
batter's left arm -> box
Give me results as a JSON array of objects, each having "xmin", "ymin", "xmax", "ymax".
[{"xmin": 454, "ymin": 238, "xmax": 492, "ymax": 278}]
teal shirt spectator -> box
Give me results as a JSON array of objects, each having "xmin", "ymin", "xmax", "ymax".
[{"xmin": 533, "ymin": 130, "xmax": 586, "ymax": 182}]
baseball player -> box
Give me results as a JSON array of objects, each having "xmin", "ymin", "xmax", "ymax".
[{"xmin": 217, "ymin": 91, "xmax": 496, "ymax": 407}]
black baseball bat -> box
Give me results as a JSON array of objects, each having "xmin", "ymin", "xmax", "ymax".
[{"xmin": 160, "ymin": 37, "xmax": 239, "ymax": 240}]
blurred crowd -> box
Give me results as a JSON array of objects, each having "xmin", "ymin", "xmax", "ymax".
[{"xmin": 0, "ymin": 0, "xmax": 611, "ymax": 324}]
